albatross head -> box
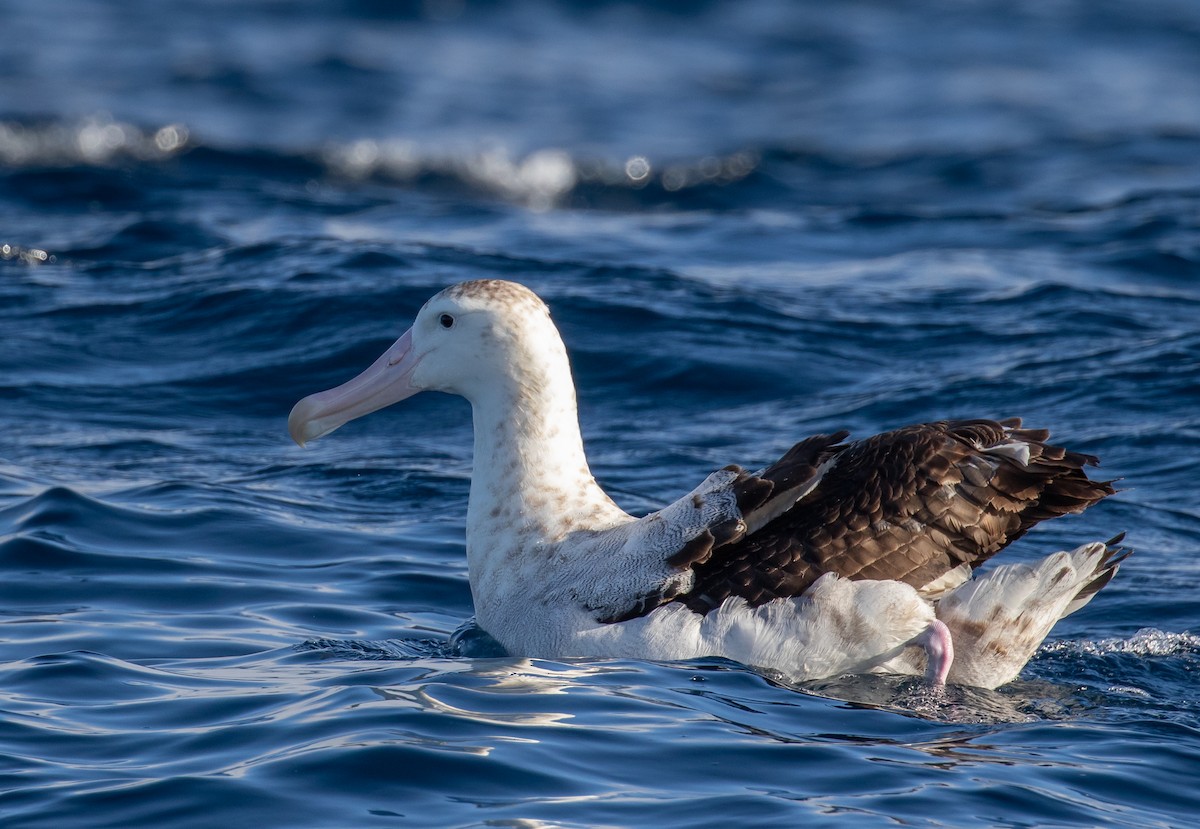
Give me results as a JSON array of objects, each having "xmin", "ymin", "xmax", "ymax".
[{"xmin": 288, "ymin": 279, "xmax": 564, "ymax": 446}]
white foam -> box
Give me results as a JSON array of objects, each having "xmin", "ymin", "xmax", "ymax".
[
  {"xmin": 1041, "ymin": 628, "xmax": 1200, "ymax": 658},
  {"xmin": 0, "ymin": 117, "xmax": 190, "ymax": 166}
]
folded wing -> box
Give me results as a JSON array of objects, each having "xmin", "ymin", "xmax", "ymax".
[{"xmin": 679, "ymin": 418, "xmax": 1115, "ymax": 614}]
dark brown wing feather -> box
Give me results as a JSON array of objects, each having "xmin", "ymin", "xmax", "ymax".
[{"xmin": 681, "ymin": 418, "xmax": 1115, "ymax": 615}]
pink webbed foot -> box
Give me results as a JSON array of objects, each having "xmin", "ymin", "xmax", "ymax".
[{"xmin": 916, "ymin": 619, "xmax": 954, "ymax": 685}]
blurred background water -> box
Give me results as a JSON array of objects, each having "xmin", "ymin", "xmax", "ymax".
[{"xmin": 2, "ymin": 1, "xmax": 1199, "ymax": 827}]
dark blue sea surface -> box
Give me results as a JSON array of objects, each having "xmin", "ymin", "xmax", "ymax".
[{"xmin": 3, "ymin": 1, "xmax": 1200, "ymax": 826}]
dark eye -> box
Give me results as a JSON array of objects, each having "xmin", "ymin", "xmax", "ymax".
[{"xmin": 439, "ymin": 313, "xmax": 455, "ymax": 329}]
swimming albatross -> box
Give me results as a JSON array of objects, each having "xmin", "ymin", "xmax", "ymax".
[{"xmin": 289, "ymin": 279, "xmax": 1123, "ymax": 689}]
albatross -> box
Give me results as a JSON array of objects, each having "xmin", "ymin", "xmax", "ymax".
[{"xmin": 288, "ymin": 279, "xmax": 1122, "ymax": 689}]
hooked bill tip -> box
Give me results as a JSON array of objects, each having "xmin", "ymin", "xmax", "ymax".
[{"xmin": 287, "ymin": 396, "xmax": 326, "ymax": 448}]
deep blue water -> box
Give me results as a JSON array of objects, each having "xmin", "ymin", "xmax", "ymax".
[{"xmin": 3, "ymin": 1, "xmax": 1200, "ymax": 826}]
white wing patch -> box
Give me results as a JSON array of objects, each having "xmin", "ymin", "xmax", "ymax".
[
  {"xmin": 569, "ymin": 467, "xmax": 746, "ymax": 623},
  {"xmin": 743, "ymin": 455, "xmax": 839, "ymax": 535},
  {"xmin": 984, "ymin": 439, "xmax": 1033, "ymax": 466}
]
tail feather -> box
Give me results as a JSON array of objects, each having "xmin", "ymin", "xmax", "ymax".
[
  {"xmin": 934, "ymin": 536, "xmax": 1131, "ymax": 689},
  {"xmin": 1062, "ymin": 533, "xmax": 1130, "ymax": 617}
]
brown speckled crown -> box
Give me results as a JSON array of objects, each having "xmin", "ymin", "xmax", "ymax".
[{"xmin": 443, "ymin": 279, "xmax": 550, "ymax": 316}]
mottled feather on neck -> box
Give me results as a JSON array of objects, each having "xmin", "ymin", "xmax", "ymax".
[
  {"xmin": 469, "ymin": 368, "xmax": 627, "ymax": 545},
  {"xmin": 461, "ymin": 282, "xmax": 629, "ymax": 553}
]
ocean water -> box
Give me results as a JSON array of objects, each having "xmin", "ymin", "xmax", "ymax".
[{"xmin": 2, "ymin": 1, "xmax": 1200, "ymax": 826}]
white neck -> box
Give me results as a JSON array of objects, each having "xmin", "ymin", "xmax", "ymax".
[
  {"xmin": 445, "ymin": 305, "xmax": 634, "ymax": 625},
  {"xmin": 465, "ymin": 373, "xmax": 629, "ymax": 551}
]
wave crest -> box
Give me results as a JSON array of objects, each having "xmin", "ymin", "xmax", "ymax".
[{"xmin": 1041, "ymin": 628, "xmax": 1200, "ymax": 658}]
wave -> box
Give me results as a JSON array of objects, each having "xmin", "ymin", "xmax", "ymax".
[
  {"xmin": 295, "ymin": 637, "xmax": 454, "ymax": 660},
  {"xmin": 0, "ymin": 115, "xmax": 761, "ymax": 210},
  {"xmin": 0, "ymin": 117, "xmax": 190, "ymax": 166},
  {"xmin": 1041, "ymin": 628, "xmax": 1200, "ymax": 658},
  {"xmin": 8, "ymin": 116, "xmax": 1198, "ymax": 219},
  {"xmin": 1, "ymin": 242, "xmax": 53, "ymax": 264}
]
